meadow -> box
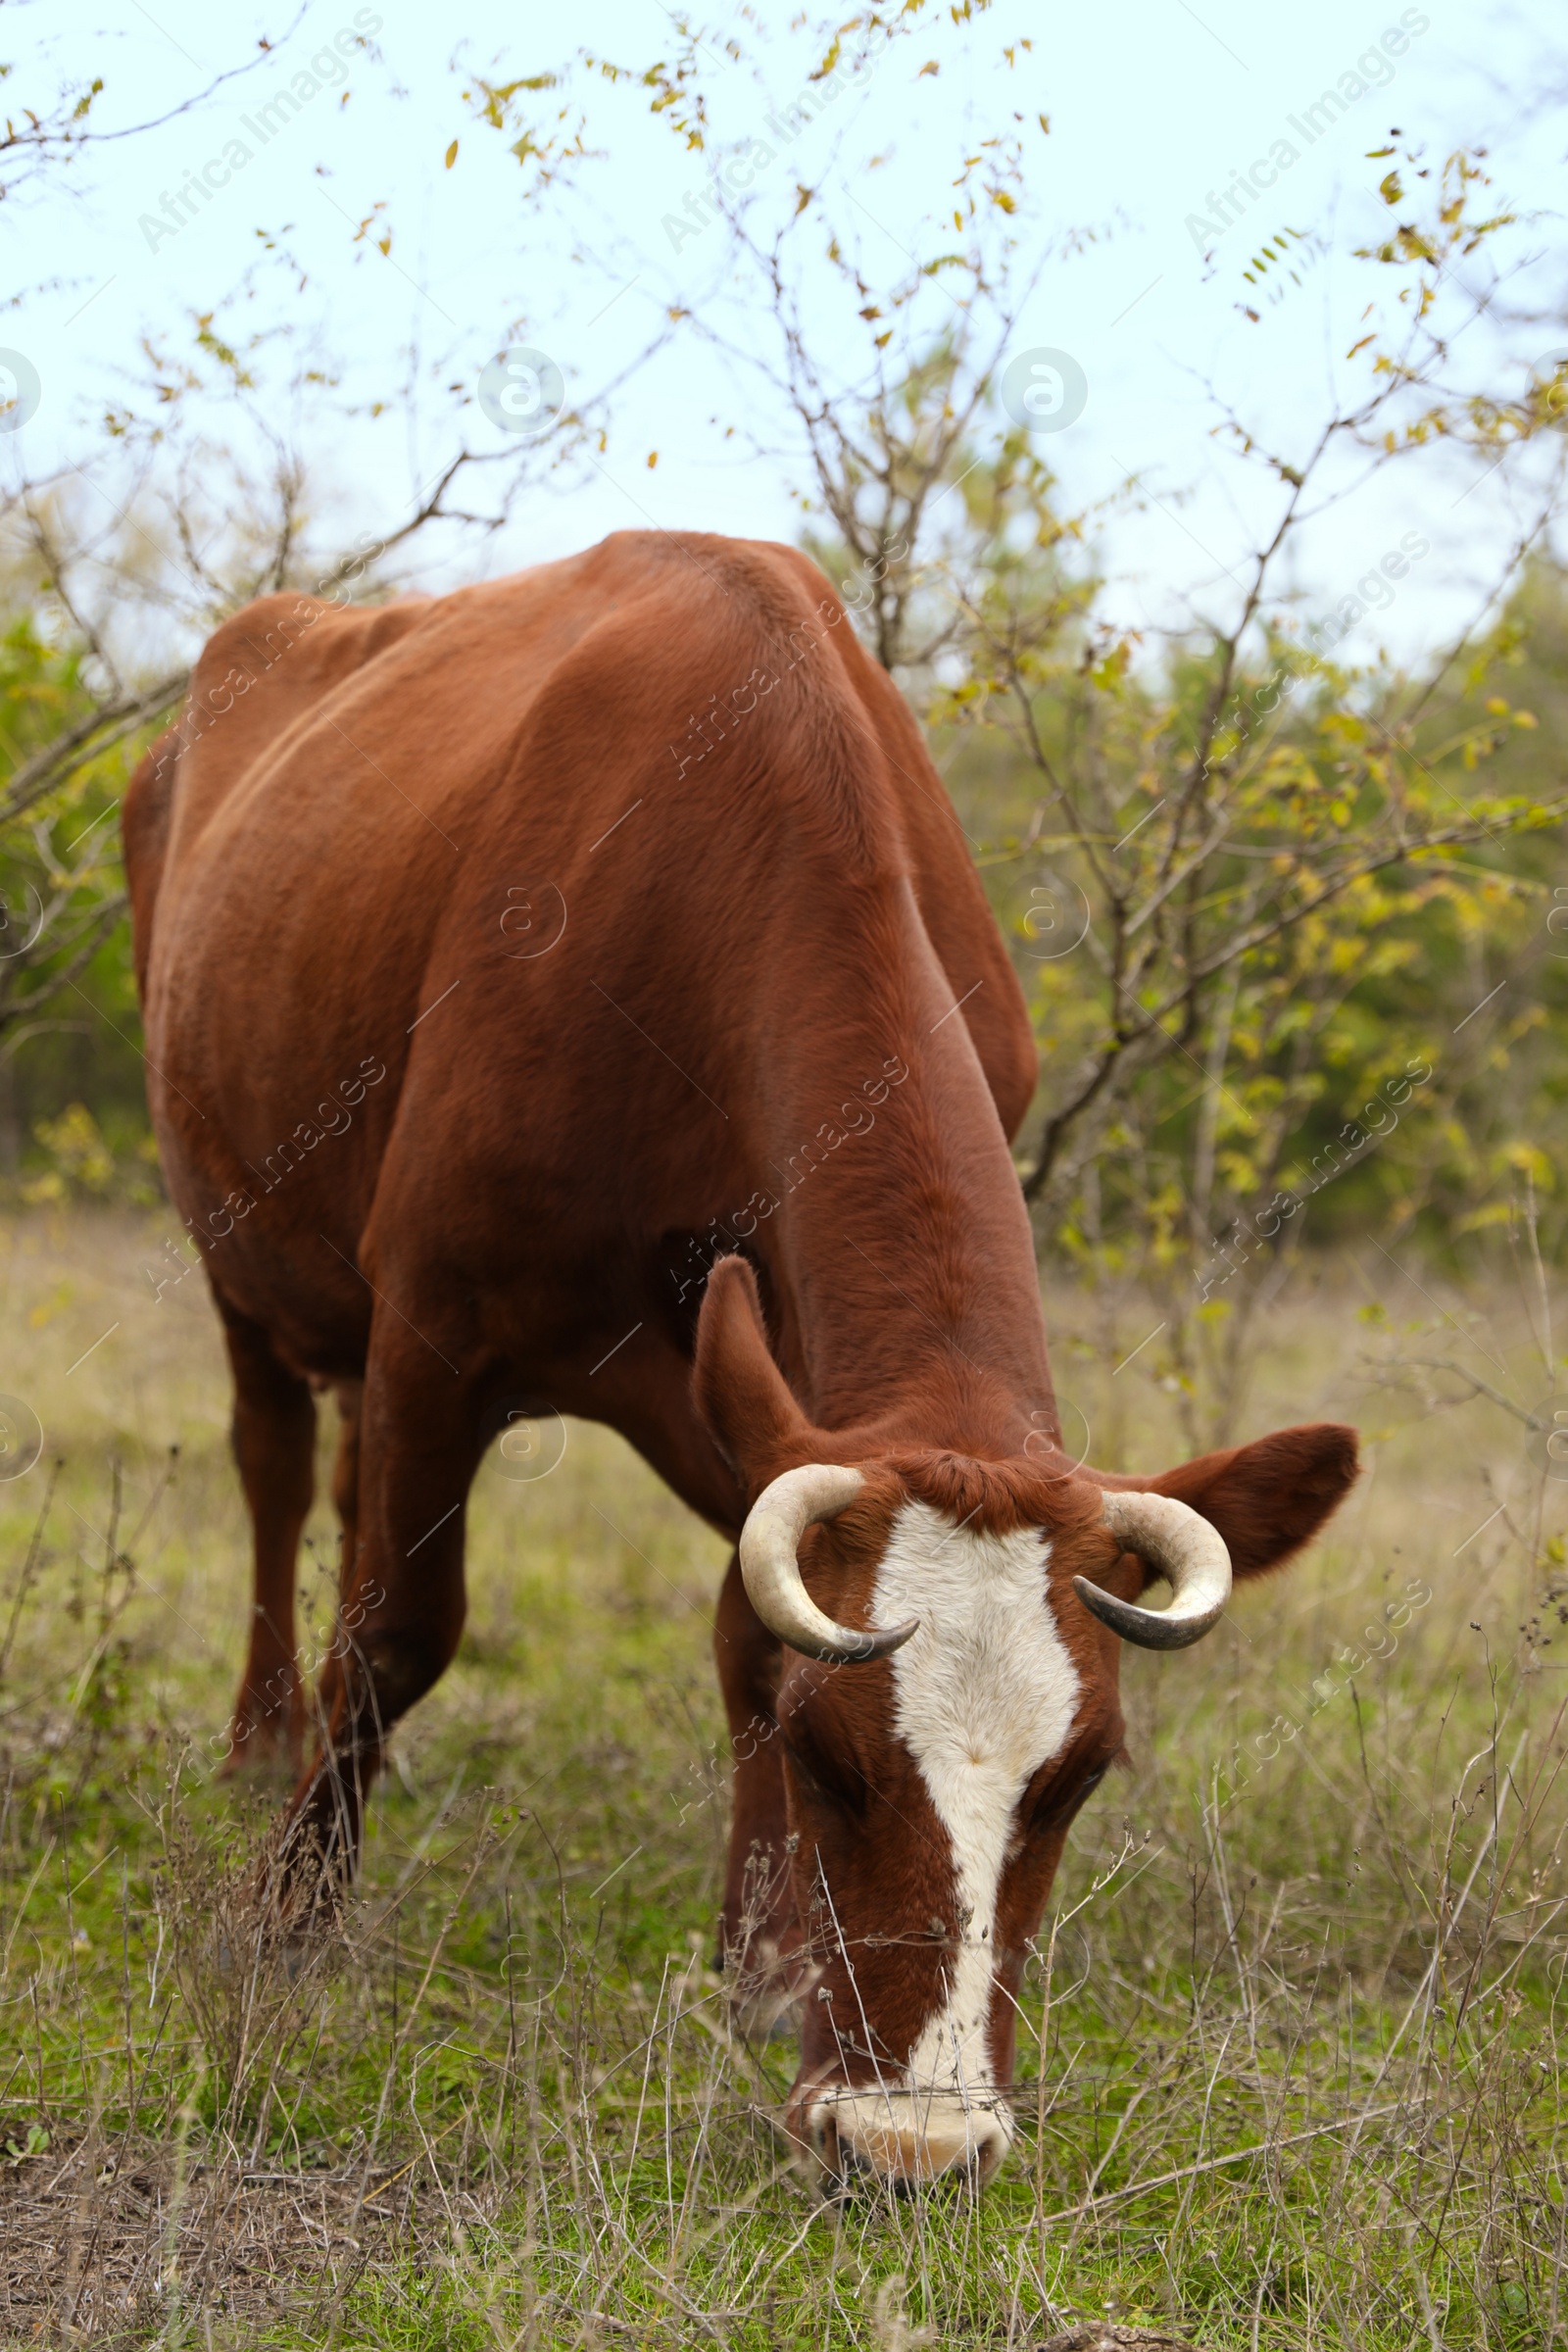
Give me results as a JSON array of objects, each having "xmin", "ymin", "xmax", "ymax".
[{"xmin": 0, "ymin": 1207, "xmax": 1562, "ymax": 2350}]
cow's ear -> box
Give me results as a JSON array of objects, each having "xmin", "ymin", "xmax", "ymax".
[
  {"xmin": 693, "ymin": 1256, "xmax": 814, "ymax": 1494},
  {"xmin": 1102, "ymin": 1422, "xmax": 1360, "ymax": 1582}
]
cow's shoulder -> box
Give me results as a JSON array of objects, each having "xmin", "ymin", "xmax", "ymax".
[{"xmin": 583, "ymin": 532, "xmax": 1040, "ymax": 1141}]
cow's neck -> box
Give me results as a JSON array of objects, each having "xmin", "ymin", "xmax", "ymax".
[{"xmin": 751, "ymin": 895, "xmax": 1055, "ymax": 1454}]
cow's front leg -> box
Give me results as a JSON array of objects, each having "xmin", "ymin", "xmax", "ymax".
[
  {"xmin": 713, "ymin": 1550, "xmax": 804, "ymax": 2036},
  {"xmin": 278, "ymin": 1314, "xmax": 478, "ymax": 1911}
]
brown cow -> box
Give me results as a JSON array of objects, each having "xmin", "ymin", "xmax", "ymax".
[{"xmin": 123, "ymin": 530, "xmax": 1357, "ymax": 2191}]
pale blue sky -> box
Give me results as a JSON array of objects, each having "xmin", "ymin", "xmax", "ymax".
[{"xmin": 10, "ymin": 0, "xmax": 1567, "ymax": 665}]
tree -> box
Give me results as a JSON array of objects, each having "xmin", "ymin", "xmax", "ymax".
[
  {"xmin": 0, "ymin": 224, "xmax": 664, "ymax": 1181},
  {"xmin": 0, "ymin": 14, "xmax": 307, "ymax": 210},
  {"xmin": 470, "ymin": 27, "xmax": 1568, "ymax": 1437}
]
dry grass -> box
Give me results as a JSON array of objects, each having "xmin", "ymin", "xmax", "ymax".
[{"xmin": 0, "ymin": 1208, "xmax": 1563, "ymax": 2349}]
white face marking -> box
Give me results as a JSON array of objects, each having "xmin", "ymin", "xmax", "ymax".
[{"xmin": 870, "ymin": 1499, "xmax": 1080, "ymax": 2103}]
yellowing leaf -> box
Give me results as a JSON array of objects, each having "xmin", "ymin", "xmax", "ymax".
[{"xmin": 445, "ymin": 139, "xmax": 459, "ymax": 169}]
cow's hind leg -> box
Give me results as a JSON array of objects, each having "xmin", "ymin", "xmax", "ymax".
[
  {"xmin": 331, "ymin": 1379, "xmax": 365, "ymax": 1596},
  {"xmin": 220, "ymin": 1305, "xmax": 317, "ymax": 1772}
]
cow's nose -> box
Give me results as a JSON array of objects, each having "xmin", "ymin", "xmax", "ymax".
[{"xmin": 804, "ymin": 2090, "xmax": 1011, "ymax": 2189}]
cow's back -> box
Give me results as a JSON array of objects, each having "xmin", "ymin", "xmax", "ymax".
[{"xmin": 129, "ymin": 533, "xmax": 1037, "ymax": 1382}]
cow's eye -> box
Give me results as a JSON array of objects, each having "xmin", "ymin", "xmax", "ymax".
[
  {"xmin": 779, "ymin": 1729, "xmax": 866, "ymax": 1816},
  {"xmin": 1030, "ymin": 1760, "xmax": 1106, "ymax": 1829}
]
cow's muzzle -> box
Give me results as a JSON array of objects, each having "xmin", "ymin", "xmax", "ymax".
[{"xmin": 799, "ymin": 2086, "xmax": 1013, "ymax": 2191}]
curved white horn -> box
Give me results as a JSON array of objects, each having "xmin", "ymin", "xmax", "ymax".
[
  {"xmin": 1073, "ymin": 1491, "xmax": 1232, "ymax": 1650},
  {"xmin": 740, "ymin": 1464, "xmax": 918, "ymax": 1664}
]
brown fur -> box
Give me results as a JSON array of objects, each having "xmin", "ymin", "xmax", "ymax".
[{"xmin": 124, "ymin": 529, "xmax": 1359, "ymax": 2146}]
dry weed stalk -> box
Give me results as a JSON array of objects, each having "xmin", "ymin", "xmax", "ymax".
[{"xmin": 0, "ymin": 1234, "xmax": 1562, "ymax": 2346}]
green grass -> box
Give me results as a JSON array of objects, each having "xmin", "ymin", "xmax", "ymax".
[{"xmin": 0, "ymin": 1208, "xmax": 1564, "ymax": 2348}]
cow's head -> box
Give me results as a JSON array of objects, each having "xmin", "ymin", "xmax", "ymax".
[{"xmin": 695, "ymin": 1258, "xmax": 1358, "ymax": 2193}]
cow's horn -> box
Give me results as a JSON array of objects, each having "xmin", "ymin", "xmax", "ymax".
[
  {"xmin": 1073, "ymin": 1491, "xmax": 1233, "ymax": 1650},
  {"xmin": 739, "ymin": 1464, "xmax": 918, "ymax": 1664}
]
